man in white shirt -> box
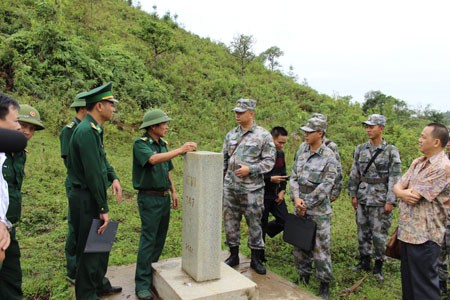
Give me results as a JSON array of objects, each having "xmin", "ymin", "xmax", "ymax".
[{"xmin": 0, "ymin": 93, "xmax": 22, "ymax": 265}]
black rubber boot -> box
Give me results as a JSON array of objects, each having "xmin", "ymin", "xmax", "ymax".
[
  {"xmin": 317, "ymin": 282, "xmax": 330, "ymax": 300},
  {"xmin": 373, "ymin": 260, "xmax": 384, "ymax": 282},
  {"xmin": 440, "ymin": 279, "xmax": 448, "ymax": 296},
  {"xmin": 260, "ymin": 249, "xmax": 267, "ymax": 263},
  {"xmin": 299, "ymin": 274, "xmax": 310, "ymax": 285},
  {"xmin": 250, "ymin": 249, "xmax": 266, "ymax": 275},
  {"xmin": 352, "ymin": 255, "xmax": 371, "ymax": 272},
  {"xmin": 224, "ymin": 246, "xmax": 239, "ymax": 267}
]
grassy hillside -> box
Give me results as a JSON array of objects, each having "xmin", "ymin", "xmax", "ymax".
[{"xmin": 0, "ymin": 0, "xmax": 444, "ymax": 299}]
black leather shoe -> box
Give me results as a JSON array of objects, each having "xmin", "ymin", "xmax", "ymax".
[{"xmin": 98, "ymin": 286, "xmax": 122, "ymax": 296}]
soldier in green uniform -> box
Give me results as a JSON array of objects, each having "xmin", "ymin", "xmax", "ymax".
[
  {"xmin": 59, "ymin": 93, "xmax": 87, "ymax": 284},
  {"xmin": 67, "ymin": 82, "xmax": 123, "ymax": 300},
  {"xmin": 0, "ymin": 104, "xmax": 45, "ymax": 299},
  {"xmin": 133, "ymin": 109, "xmax": 197, "ymax": 300}
]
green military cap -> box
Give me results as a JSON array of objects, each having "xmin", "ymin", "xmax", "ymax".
[
  {"xmin": 139, "ymin": 109, "xmax": 171, "ymax": 130},
  {"xmin": 80, "ymin": 82, "xmax": 118, "ymax": 104},
  {"xmin": 362, "ymin": 114, "xmax": 386, "ymax": 126},
  {"xmin": 232, "ymin": 99, "xmax": 256, "ymax": 112},
  {"xmin": 70, "ymin": 91, "xmax": 87, "ymax": 108},
  {"xmin": 300, "ymin": 117, "xmax": 327, "ymax": 133},
  {"xmin": 18, "ymin": 104, "xmax": 45, "ymax": 130}
]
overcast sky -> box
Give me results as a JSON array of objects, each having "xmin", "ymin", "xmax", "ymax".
[{"xmin": 140, "ymin": 0, "xmax": 450, "ymax": 112}]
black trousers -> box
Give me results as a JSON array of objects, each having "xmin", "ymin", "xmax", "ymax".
[
  {"xmin": 261, "ymin": 198, "xmax": 288, "ymax": 241},
  {"xmin": 400, "ymin": 240, "xmax": 440, "ymax": 300}
]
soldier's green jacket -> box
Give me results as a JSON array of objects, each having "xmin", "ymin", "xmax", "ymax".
[
  {"xmin": 290, "ymin": 143, "xmax": 337, "ymax": 215},
  {"xmin": 347, "ymin": 139, "xmax": 401, "ymax": 206},
  {"xmin": 2, "ymin": 151, "xmax": 26, "ymax": 224},
  {"xmin": 132, "ymin": 133, "xmax": 173, "ymax": 191},
  {"xmin": 60, "ymin": 117, "xmax": 82, "ymax": 168},
  {"xmin": 67, "ymin": 114, "xmax": 118, "ymax": 213},
  {"xmin": 222, "ymin": 122, "xmax": 276, "ymax": 192},
  {"xmin": 297, "ymin": 137, "xmax": 343, "ymax": 199},
  {"xmin": 60, "ymin": 117, "xmax": 82, "ymax": 191}
]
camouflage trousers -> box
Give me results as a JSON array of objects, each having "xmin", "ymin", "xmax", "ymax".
[
  {"xmin": 294, "ymin": 214, "xmax": 333, "ymax": 283},
  {"xmin": 438, "ymin": 219, "xmax": 450, "ymax": 282},
  {"xmin": 223, "ymin": 187, "xmax": 264, "ymax": 250},
  {"xmin": 356, "ymin": 203, "xmax": 392, "ymax": 260}
]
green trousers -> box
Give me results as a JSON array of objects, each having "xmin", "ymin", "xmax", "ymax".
[
  {"xmin": 69, "ymin": 188, "xmax": 112, "ymax": 300},
  {"xmin": 134, "ymin": 193, "xmax": 170, "ymax": 293},
  {"xmin": 0, "ymin": 228, "xmax": 22, "ymax": 299},
  {"xmin": 65, "ymin": 183, "xmax": 77, "ymax": 279}
]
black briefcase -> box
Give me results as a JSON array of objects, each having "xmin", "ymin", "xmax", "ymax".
[{"xmin": 283, "ymin": 213, "xmax": 316, "ymax": 252}]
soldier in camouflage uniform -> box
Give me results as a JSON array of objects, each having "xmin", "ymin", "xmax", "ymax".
[
  {"xmin": 59, "ymin": 93, "xmax": 87, "ymax": 285},
  {"xmin": 290, "ymin": 117, "xmax": 337, "ymax": 300},
  {"xmin": 347, "ymin": 114, "xmax": 401, "ymax": 282},
  {"xmin": 297, "ymin": 113, "xmax": 342, "ymax": 201},
  {"xmin": 222, "ymin": 99, "xmax": 276, "ymax": 275}
]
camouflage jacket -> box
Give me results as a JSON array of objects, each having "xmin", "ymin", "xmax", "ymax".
[
  {"xmin": 297, "ymin": 137, "xmax": 342, "ymax": 199},
  {"xmin": 223, "ymin": 122, "xmax": 276, "ymax": 192},
  {"xmin": 347, "ymin": 139, "xmax": 401, "ymax": 206},
  {"xmin": 290, "ymin": 143, "xmax": 338, "ymax": 215}
]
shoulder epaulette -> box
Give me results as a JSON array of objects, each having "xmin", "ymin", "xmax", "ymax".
[
  {"xmin": 140, "ymin": 137, "xmax": 148, "ymax": 142},
  {"xmin": 66, "ymin": 121, "xmax": 75, "ymax": 129},
  {"xmin": 90, "ymin": 122, "xmax": 101, "ymax": 132}
]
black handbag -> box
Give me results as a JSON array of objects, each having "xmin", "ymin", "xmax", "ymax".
[{"xmin": 283, "ymin": 213, "xmax": 317, "ymax": 252}]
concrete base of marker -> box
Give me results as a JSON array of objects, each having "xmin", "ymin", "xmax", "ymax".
[{"xmin": 152, "ymin": 257, "xmax": 258, "ymax": 300}]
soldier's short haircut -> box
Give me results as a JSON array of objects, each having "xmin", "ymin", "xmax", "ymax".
[
  {"xmin": 86, "ymin": 102, "xmax": 97, "ymax": 111},
  {"xmin": 271, "ymin": 126, "xmax": 288, "ymax": 138},
  {"xmin": 0, "ymin": 93, "xmax": 20, "ymax": 120},
  {"xmin": 427, "ymin": 122, "xmax": 449, "ymax": 148}
]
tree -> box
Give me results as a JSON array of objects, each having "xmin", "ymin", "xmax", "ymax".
[
  {"xmin": 362, "ymin": 90, "xmax": 412, "ymax": 120},
  {"xmin": 260, "ymin": 46, "xmax": 283, "ymax": 71},
  {"xmin": 229, "ymin": 34, "xmax": 255, "ymax": 75},
  {"xmin": 135, "ymin": 18, "xmax": 175, "ymax": 61}
]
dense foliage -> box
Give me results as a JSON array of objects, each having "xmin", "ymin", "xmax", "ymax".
[{"xmin": 1, "ymin": 0, "xmax": 448, "ymax": 299}]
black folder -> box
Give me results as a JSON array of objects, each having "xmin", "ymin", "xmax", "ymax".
[
  {"xmin": 84, "ymin": 219, "xmax": 119, "ymax": 253},
  {"xmin": 283, "ymin": 213, "xmax": 316, "ymax": 252}
]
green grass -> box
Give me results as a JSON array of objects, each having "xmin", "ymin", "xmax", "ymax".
[{"xmin": 18, "ymin": 130, "xmax": 402, "ymax": 299}]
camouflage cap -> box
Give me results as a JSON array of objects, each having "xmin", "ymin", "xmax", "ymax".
[
  {"xmin": 70, "ymin": 91, "xmax": 87, "ymax": 108},
  {"xmin": 18, "ymin": 104, "xmax": 45, "ymax": 130},
  {"xmin": 311, "ymin": 113, "xmax": 328, "ymax": 122},
  {"xmin": 362, "ymin": 114, "xmax": 386, "ymax": 126},
  {"xmin": 300, "ymin": 117, "xmax": 327, "ymax": 133},
  {"xmin": 139, "ymin": 109, "xmax": 171, "ymax": 130},
  {"xmin": 232, "ymin": 99, "xmax": 256, "ymax": 112}
]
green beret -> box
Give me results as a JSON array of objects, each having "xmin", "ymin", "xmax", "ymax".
[
  {"xmin": 139, "ymin": 109, "xmax": 171, "ymax": 130},
  {"xmin": 18, "ymin": 104, "xmax": 45, "ymax": 130},
  {"xmin": 80, "ymin": 82, "xmax": 118, "ymax": 104},
  {"xmin": 70, "ymin": 91, "xmax": 87, "ymax": 108}
]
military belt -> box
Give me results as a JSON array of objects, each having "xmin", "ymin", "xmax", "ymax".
[
  {"xmin": 139, "ymin": 189, "xmax": 170, "ymax": 196},
  {"xmin": 299, "ymin": 185, "xmax": 316, "ymax": 194},
  {"xmin": 360, "ymin": 176, "xmax": 388, "ymax": 184}
]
